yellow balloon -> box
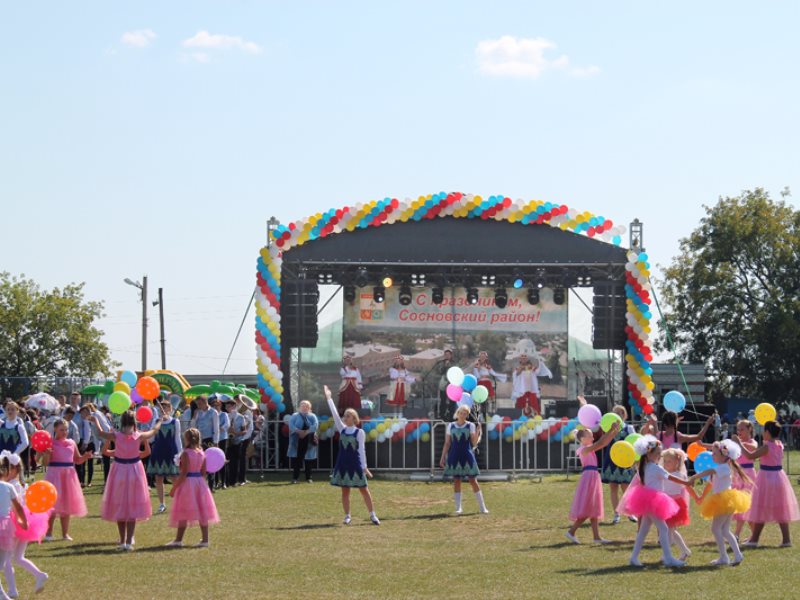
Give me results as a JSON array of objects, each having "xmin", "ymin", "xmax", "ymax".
[
  {"xmin": 113, "ymin": 381, "xmax": 131, "ymax": 394},
  {"xmin": 754, "ymin": 403, "xmax": 777, "ymax": 426},
  {"xmin": 610, "ymin": 441, "xmax": 636, "ymax": 468}
]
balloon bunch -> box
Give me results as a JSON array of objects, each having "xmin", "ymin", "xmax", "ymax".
[
  {"xmin": 609, "ymin": 432, "xmax": 644, "ymax": 468},
  {"xmin": 486, "ymin": 414, "xmax": 572, "ymax": 443},
  {"xmin": 255, "ymin": 244, "xmax": 285, "ymax": 413},
  {"xmin": 97, "ymin": 371, "xmax": 161, "ymax": 416},
  {"xmin": 624, "ymin": 251, "xmax": 655, "ymax": 415},
  {"xmin": 268, "ymin": 193, "xmax": 627, "ymax": 251},
  {"xmin": 444, "ymin": 367, "xmax": 489, "ymax": 409},
  {"xmin": 362, "ymin": 417, "xmax": 431, "ymax": 443}
]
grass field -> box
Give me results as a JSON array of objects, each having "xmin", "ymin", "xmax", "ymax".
[{"xmin": 12, "ymin": 471, "xmax": 800, "ymax": 599}]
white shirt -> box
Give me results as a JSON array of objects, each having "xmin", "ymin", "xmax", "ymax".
[
  {"xmin": 0, "ymin": 481, "xmax": 17, "ymax": 515},
  {"xmin": 446, "ymin": 422, "xmax": 476, "ymax": 436},
  {"xmin": 389, "ymin": 368, "xmax": 415, "ymax": 384},
  {"xmin": 512, "ymin": 362, "xmax": 552, "ymax": 399},
  {"xmin": 712, "ymin": 462, "xmax": 733, "ymax": 494},
  {"xmin": 326, "ymin": 393, "xmax": 367, "ymax": 470},
  {"xmin": 340, "ymin": 367, "xmax": 363, "ymax": 390},
  {"xmin": 644, "ymin": 462, "xmax": 670, "ymax": 492},
  {"xmin": 663, "ymin": 470, "xmax": 687, "ymax": 496},
  {"xmin": 10, "ymin": 480, "xmax": 24, "ymax": 508},
  {"xmin": 473, "ymin": 366, "xmax": 507, "ymax": 382}
]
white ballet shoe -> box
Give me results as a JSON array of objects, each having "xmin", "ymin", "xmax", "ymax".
[
  {"xmin": 564, "ymin": 531, "xmax": 580, "ymax": 544},
  {"xmin": 629, "ymin": 558, "xmax": 644, "ymax": 567},
  {"xmin": 710, "ymin": 557, "xmax": 730, "ymax": 566}
]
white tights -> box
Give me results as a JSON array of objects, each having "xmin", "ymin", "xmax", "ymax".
[
  {"xmin": 631, "ymin": 515, "xmax": 675, "ymax": 563},
  {"xmin": 711, "ymin": 514, "xmax": 742, "ymax": 562},
  {"xmin": 670, "ymin": 529, "xmax": 690, "ymax": 557},
  {"xmin": 0, "ymin": 549, "xmax": 10, "ymax": 599},
  {"xmin": 3, "ymin": 541, "xmax": 45, "ymax": 596}
]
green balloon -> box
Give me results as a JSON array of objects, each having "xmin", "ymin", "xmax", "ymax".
[
  {"xmin": 625, "ymin": 432, "xmax": 642, "ymax": 446},
  {"xmin": 109, "ymin": 391, "xmax": 131, "ymax": 415},
  {"xmin": 472, "ymin": 385, "xmax": 489, "ymax": 404},
  {"xmin": 600, "ymin": 412, "xmax": 623, "ymax": 433}
]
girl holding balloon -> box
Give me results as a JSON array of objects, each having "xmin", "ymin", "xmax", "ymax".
[
  {"xmin": 440, "ymin": 404, "xmax": 489, "ymax": 515},
  {"xmin": 165, "ymin": 428, "xmax": 219, "ymax": 548},
  {"xmin": 1, "ymin": 452, "xmax": 48, "ymax": 596},
  {"xmin": 41, "ymin": 419, "xmax": 93, "ymax": 541},
  {"xmin": 642, "ymin": 410, "xmax": 714, "ymax": 451},
  {"xmin": 0, "ymin": 458, "xmax": 28, "ymax": 600},
  {"xmin": 565, "ymin": 421, "xmax": 620, "ymax": 544},
  {"xmin": 88, "ymin": 410, "xmax": 163, "ymax": 551},
  {"xmin": 733, "ymin": 419, "xmax": 800, "ymax": 547},
  {"xmin": 147, "ymin": 400, "xmax": 183, "ymax": 514}
]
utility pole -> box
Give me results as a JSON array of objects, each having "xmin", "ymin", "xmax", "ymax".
[
  {"xmin": 124, "ymin": 276, "xmax": 148, "ymax": 372},
  {"xmin": 157, "ymin": 287, "xmax": 166, "ymax": 369}
]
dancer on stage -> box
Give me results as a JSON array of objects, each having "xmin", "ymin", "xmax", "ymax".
[
  {"xmin": 565, "ymin": 422, "xmax": 620, "ymax": 544},
  {"xmin": 323, "ymin": 386, "xmax": 379, "ymax": 525},
  {"xmin": 386, "ymin": 356, "xmax": 415, "ymax": 409},
  {"xmin": 440, "ymin": 404, "xmax": 489, "ymax": 515},
  {"xmin": 436, "ymin": 349, "xmax": 455, "ymax": 421},
  {"xmin": 511, "ymin": 354, "xmax": 551, "ymax": 414},
  {"xmin": 733, "ymin": 420, "xmax": 800, "ymax": 548},
  {"xmin": 689, "ymin": 440, "xmax": 751, "ymax": 565},
  {"xmin": 338, "ymin": 356, "xmax": 363, "ymax": 416},
  {"xmin": 473, "ymin": 351, "xmax": 506, "ymax": 414}
]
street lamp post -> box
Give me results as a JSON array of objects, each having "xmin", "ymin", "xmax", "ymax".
[
  {"xmin": 153, "ymin": 287, "xmax": 166, "ymax": 369},
  {"xmin": 124, "ymin": 276, "xmax": 148, "ymax": 372}
]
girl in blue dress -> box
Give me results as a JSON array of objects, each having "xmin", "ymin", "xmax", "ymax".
[
  {"xmin": 440, "ymin": 404, "xmax": 488, "ymax": 514},
  {"xmin": 147, "ymin": 400, "xmax": 182, "ymax": 514},
  {"xmin": 323, "ymin": 386, "xmax": 379, "ymax": 525}
]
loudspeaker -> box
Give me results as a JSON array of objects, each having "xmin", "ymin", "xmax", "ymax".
[
  {"xmin": 280, "ymin": 279, "xmax": 320, "ymax": 348},
  {"xmin": 592, "ymin": 282, "xmax": 626, "ymax": 350}
]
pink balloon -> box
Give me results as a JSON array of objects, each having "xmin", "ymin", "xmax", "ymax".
[
  {"xmin": 578, "ymin": 404, "xmax": 602, "ymax": 429},
  {"xmin": 130, "ymin": 388, "xmax": 144, "ymax": 405},
  {"xmin": 446, "ymin": 384, "xmax": 463, "ymax": 402},
  {"xmin": 204, "ymin": 447, "xmax": 226, "ymax": 474}
]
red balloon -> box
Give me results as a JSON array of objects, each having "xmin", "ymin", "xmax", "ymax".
[
  {"xmin": 135, "ymin": 405, "xmax": 153, "ymax": 424},
  {"xmin": 31, "ymin": 430, "xmax": 52, "ymax": 453}
]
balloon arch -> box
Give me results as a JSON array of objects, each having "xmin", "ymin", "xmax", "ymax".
[{"xmin": 255, "ymin": 192, "xmax": 655, "ymax": 416}]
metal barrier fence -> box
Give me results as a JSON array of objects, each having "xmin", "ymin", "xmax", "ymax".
[{"xmin": 247, "ymin": 418, "xmax": 783, "ymax": 475}]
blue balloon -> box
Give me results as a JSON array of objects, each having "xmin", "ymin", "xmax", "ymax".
[
  {"xmin": 462, "ymin": 374, "xmax": 478, "ymax": 392},
  {"xmin": 489, "ymin": 430, "xmax": 499, "ymax": 441},
  {"xmin": 503, "ymin": 426, "xmax": 513, "ymax": 436},
  {"xmin": 693, "ymin": 451, "xmax": 715, "ymax": 480},
  {"xmin": 663, "ymin": 391, "xmax": 686, "ymax": 413},
  {"xmin": 120, "ymin": 370, "xmax": 137, "ymax": 388},
  {"xmin": 460, "ymin": 393, "xmax": 474, "ymax": 408},
  {"xmin": 419, "ymin": 423, "xmax": 430, "ymax": 433}
]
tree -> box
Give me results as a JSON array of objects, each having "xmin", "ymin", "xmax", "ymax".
[
  {"xmin": 657, "ymin": 189, "xmax": 800, "ymax": 406},
  {"xmin": 0, "ymin": 273, "xmax": 116, "ymax": 396}
]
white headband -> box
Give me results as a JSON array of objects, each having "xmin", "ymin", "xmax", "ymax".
[
  {"xmin": 633, "ymin": 434, "xmax": 660, "ymax": 457},
  {"xmin": 0, "ymin": 451, "xmax": 21, "ymax": 466},
  {"xmin": 718, "ymin": 439, "xmax": 742, "ymax": 461}
]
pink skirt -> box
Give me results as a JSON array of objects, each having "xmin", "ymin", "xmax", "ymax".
[
  {"xmin": 732, "ymin": 466, "xmax": 756, "ymax": 522},
  {"xmin": 618, "ymin": 484, "xmax": 679, "ymax": 521},
  {"xmin": 101, "ymin": 462, "xmax": 152, "ymax": 522},
  {"xmin": 14, "ymin": 508, "xmax": 51, "ymax": 543},
  {"xmin": 666, "ymin": 494, "xmax": 690, "ymax": 528},
  {"xmin": 0, "ymin": 514, "xmax": 16, "ymax": 551},
  {"xmin": 169, "ymin": 478, "xmax": 220, "ymax": 528},
  {"xmin": 749, "ymin": 469, "xmax": 800, "ymax": 523},
  {"xmin": 569, "ymin": 470, "xmax": 604, "ymax": 521},
  {"xmin": 45, "ymin": 465, "xmax": 88, "ymax": 517}
]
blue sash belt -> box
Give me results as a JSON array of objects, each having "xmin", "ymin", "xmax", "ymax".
[
  {"xmin": 761, "ymin": 465, "xmax": 782, "ymax": 471},
  {"xmin": 114, "ymin": 457, "xmax": 141, "ymax": 465},
  {"xmin": 739, "ymin": 463, "xmax": 755, "ymax": 469},
  {"xmin": 49, "ymin": 462, "xmax": 74, "ymax": 467},
  {"xmin": 582, "ymin": 466, "xmax": 599, "ymax": 472},
  {"xmin": 186, "ymin": 472, "xmax": 202, "ymax": 478}
]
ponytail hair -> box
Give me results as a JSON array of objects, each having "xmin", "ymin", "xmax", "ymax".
[
  {"xmin": 763, "ymin": 421, "xmax": 781, "ymax": 440},
  {"xmin": 729, "ymin": 458, "xmax": 752, "ymax": 486}
]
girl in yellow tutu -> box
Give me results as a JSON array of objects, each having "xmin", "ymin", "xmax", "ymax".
[{"xmin": 689, "ymin": 439, "xmax": 752, "ymax": 566}]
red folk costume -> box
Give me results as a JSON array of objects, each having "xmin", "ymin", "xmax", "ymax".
[
  {"xmin": 338, "ymin": 365, "xmax": 363, "ymax": 415},
  {"xmin": 386, "ymin": 360, "xmax": 415, "ymax": 407},
  {"xmin": 512, "ymin": 356, "xmax": 552, "ymax": 414}
]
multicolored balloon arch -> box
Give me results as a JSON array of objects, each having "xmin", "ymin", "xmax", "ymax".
[{"xmin": 255, "ymin": 192, "xmax": 656, "ymax": 416}]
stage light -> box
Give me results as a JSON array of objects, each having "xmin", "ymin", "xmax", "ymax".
[
  {"xmin": 512, "ymin": 270, "xmax": 524, "ymax": 289},
  {"xmin": 432, "ymin": 287, "xmax": 444, "ymax": 305},
  {"xmin": 577, "ymin": 271, "xmax": 593, "ymax": 287},
  {"xmin": 373, "ymin": 286, "xmax": 385, "ymax": 303},
  {"xmin": 494, "ymin": 288, "xmax": 508, "ymax": 309},
  {"xmin": 466, "ymin": 287, "xmax": 479, "ymax": 305},
  {"xmin": 528, "ymin": 288, "xmax": 540, "ymax": 305},
  {"xmin": 411, "ymin": 273, "xmax": 426, "ymax": 286},
  {"xmin": 480, "ymin": 274, "xmax": 496, "ymax": 286},
  {"xmin": 344, "ymin": 286, "xmax": 356, "ymax": 303},
  {"xmin": 355, "ymin": 267, "xmax": 369, "ymax": 287},
  {"xmin": 399, "ymin": 285, "xmax": 412, "ymax": 306},
  {"xmin": 382, "ymin": 276, "xmax": 394, "ymax": 288},
  {"xmin": 536, "ymin": 276, "xmax": 546, "ymax": 289},
  {"xmin": 317, "ymin": 273, "xmax": 334, "ymax": 284},
  {"xmin": 553, "ymin": 288, "xmax": 566, "ymax": 305}
]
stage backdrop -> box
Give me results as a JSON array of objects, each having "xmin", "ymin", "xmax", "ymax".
[{"xmin": 342, "ymin": 287, "xmax": 568, "ymax": 406}]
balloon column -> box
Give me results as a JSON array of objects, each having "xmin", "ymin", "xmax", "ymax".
[
  {"xmin": 625, "ymin": 250, "xmax": 655, "ymax": 415},
  {"xmin": 255, "ymin": 244, "xmax": 285, "ymax": 413},
  {"xmin": 309, "ymin": 415, "xmax": 432, "ymax": 444},
  {"xmin": 486, "ymin": 414, "xmax": 576, "ymax": 443}
]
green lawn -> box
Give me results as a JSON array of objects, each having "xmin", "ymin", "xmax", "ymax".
[{"xmin": 16, "ymin": 472, "xmax": 800, "ymax": 599}]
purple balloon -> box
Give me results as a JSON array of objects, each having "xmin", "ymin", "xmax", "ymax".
[
  {"xmin": 204, "ymin": 447, "xmax": 226, "ymax": 474},
  {"xmin": 130, "ymin": 388, "xmax": 144, "ymax": 405},
  {"xmin": 578, "ymin": 404, "xmax": 602, "ymax": 429}
]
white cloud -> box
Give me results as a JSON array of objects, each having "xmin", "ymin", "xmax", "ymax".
[
  {"xmin": 182, "ymin": 30, "xmax": 261, "ymax": 55},
  {"xmin": 475, "ymin": 35, "xmax": 598, "ymax": 79},
  {"xmin": 121, "ymin": 29, "xmax": 156, "ymax": 48}
]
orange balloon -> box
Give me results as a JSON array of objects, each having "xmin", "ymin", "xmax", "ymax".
[
  {"xmin": 687, "ymin": 442, "xmax": 704, "ymax": 462},
  {"xmin": 135, "ymin": 376, "xmax": 160, "ymax": 401},
  {"xmin": 26, "ymin": 481, "xmax": 57, "ymax": 514}
]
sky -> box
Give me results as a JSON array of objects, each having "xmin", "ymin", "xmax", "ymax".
[{"xmin": 2, "ymin": 1, "xmax": 799, "ymax": 376}]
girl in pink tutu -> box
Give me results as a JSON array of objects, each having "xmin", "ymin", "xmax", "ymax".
[
  {"xmin": 625, "ymin": 435, "xmax": 694, "ymax": 567},
  {"xmin": 733, "ymin": 420, "xmax": 800, "ymax": 547},
  {"xmin": 89, "ymin": 410, "xmax": 163, "ymax": 551},
  {"xmin": 731, "ymin": 420, "xmax": 758, "ymax": 541},
  {"xmin": 0, "ymin": 458, "xmax": 27, "ymax": 600},
  {"xmin": 165, "ymin": 428, "xmax": 219, "ymax": 548},
  {"xmin": 565, "ymin": 422, "xmax": 620, "ymax": 544},
  {"xmin": 1, "ymin": 452, "xmax": 48, "ymax": 597},
  {"xmin": 661, "ymin": 448, "xmax": 704, "ymax": 562},
  {"xmin": 689, "ymin": 440, "xmax": 751, "ymax": 565},
  {"xmin": 41, "ymin": 419, "xmax": 92, "ymax": 541}
]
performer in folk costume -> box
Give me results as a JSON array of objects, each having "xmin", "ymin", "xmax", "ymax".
[
  {"xmin": 323, "ymin": 386, "xmax": 379, "ymax": 526},
  {"xmin": 386, "ymin": 356, "xmax": 415, "ymax": 408},
  {"xmin": 436, "ymin": 349, "xmax": 455, "ymax": 421},
  {"xmin": 511, "ymin": 354, "xmax": 551, "ymax": 414},
  {"xmin": 338, "ymin": 355, "xmax": 363, "ymax": 416},
  {"xmin": 473, "ymin": 351, "xmax": 507, "ymax": 415},
  {"xmin": 440, "ymin": 404, "xmax": 489, "ymax": 515}
]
